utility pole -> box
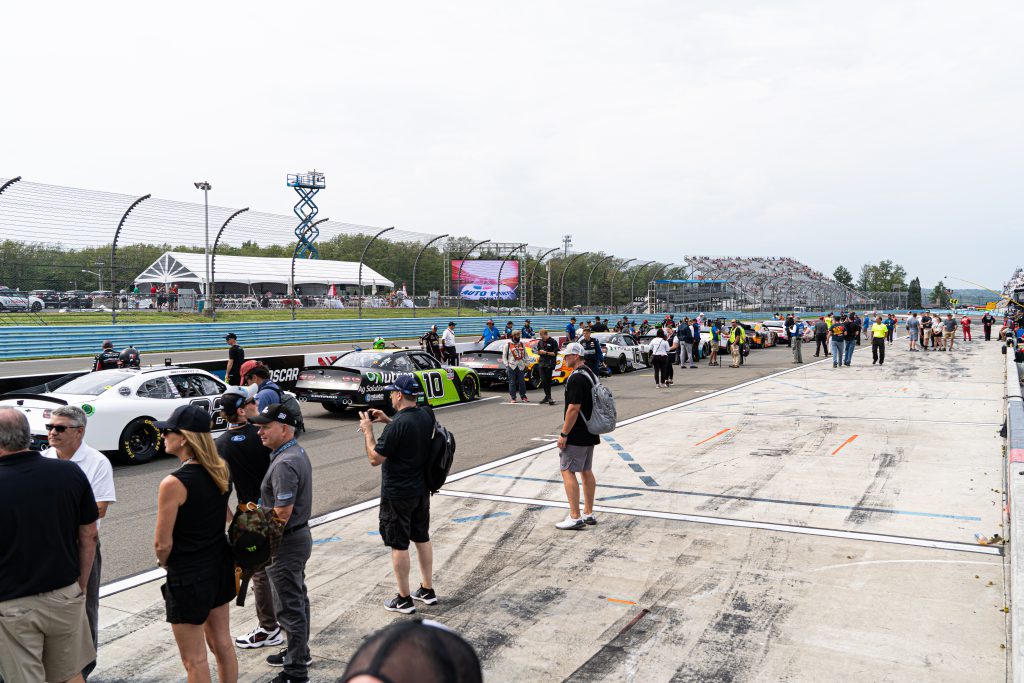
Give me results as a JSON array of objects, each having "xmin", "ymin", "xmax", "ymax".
[{"xmin": 562, "ymin": 234, "xmax": 572, "ymax": 258}]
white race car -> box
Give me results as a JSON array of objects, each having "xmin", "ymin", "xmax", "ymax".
[
  {"xmin": 0, "ymin": 366, "xmax": 229, "ymax": 465},
  {"xmin": 591, "ymin": 332, "xmax": 651, "ymax": 373},
  {"xmin": 0, "ymin": 288, "xmax": 44, "ymax": 312}
]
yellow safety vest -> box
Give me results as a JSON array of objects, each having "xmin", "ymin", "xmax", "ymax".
[{"xmin": 729, "ymin": 327, "xmax": 746, "ymax": 344}]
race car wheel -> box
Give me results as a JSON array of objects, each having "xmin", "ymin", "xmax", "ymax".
[
  {"xmin": 461, "ymin": 376, "xmax": 479, "ymax": 401},
  {"xmin": 702, "ymin": 341, "xmax": 712, "ymax": 357},
  {"xmin": 322, "ymin": 402, "xmax": 347, "ymax": 414},
  {"xmin": 116, "ymin": 417, "xmax": 162, "ymax": 465},
  {"xmin": 616, "ymin": 354, "xmax": 628, "ymax": 374},
  {"xmin": 527, "ymin": 366, "xmax": 541, "ymax": 389},
  {"xmin": 30, "ymin": 301, "xmax": 42, "ymax": 313}
]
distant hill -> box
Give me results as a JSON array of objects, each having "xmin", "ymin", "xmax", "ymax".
[{"xmin": 939, "ymin": 288, "xmax": 996, "ymax": 305}]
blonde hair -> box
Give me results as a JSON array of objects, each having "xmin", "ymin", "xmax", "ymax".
[{"xmin": 180, "ymin": 430, "xmax": 231, "ymax": 494}]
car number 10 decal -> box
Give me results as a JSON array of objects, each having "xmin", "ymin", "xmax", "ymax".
[{"xmin": 424, "ymin": 371, "xmax": 446, "ymax": 399}]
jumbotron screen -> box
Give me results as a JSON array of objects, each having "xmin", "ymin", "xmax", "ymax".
[{"xmin": 450, "ymin": 259, "xmax": 519, "ymax": 300}]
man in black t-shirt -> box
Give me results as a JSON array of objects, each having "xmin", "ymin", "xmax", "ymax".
[
  {"xmin": 843, "ymin": 314, "xmax": 860, "ymax": 366},
  {"xmin": 0, "ymin": 407, "xmax": 98, "ymax": 682},
  {"xmin": 555, "ymin": 343, "xmax": 599, "ymax": 531},
  {"xmin": 225, "ymin": 333, "xmax": 244, "ymax": 386},
  {"xmin": 215, "ymin": 388, "xmax": 282, "ymax": 650},
  {"xmin": 92, "ymin": 339, "xmax": 120, "ymax": 372},
  {"xmin": 359, "ymin": 375, "xmax": 437, "ymax": 615},
  {"xmin": 536, "ymin": 329, "xmax": 560, "ymax": 405}
]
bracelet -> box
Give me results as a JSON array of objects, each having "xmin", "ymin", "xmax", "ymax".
[{"xmin": 560, "ymin": 432, "xmax": 568, "ymax": 437}]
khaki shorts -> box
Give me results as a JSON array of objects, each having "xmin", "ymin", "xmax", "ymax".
[
  {"xmin": 943, "ymin": 331, "xmax": 954, "ymax": 340},
  {"xmin": 0, "ymin": 582, "xmax": 94, "ymax": 683}
]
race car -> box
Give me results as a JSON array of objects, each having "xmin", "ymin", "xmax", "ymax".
[
  {"xmin": 0, "ymin": 366, "xmax": 229, "ymax": 465},
  {"xmin": 591, "ymin": 332, "xmax": 651, "ymax": 373},
  {"xmin": 293, "ymin": 348, "xmax": 480, "ymax": 413},
  {"xmin": 0, "ymin": 288, "xmax": 44, "ymax": 312},
  {"xmin": 457, "ymin": 339, "xmax": 570, "ymax": 389},
  {"xmin": 761, "ymin": 320, "xmax": 813, "ymax": 344}
]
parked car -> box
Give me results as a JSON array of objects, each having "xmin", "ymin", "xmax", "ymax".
[
  {"xmin": 0, "ymin": 288, "xmax": 44, "ymax": 312},
  {"xmin": 30, "ymin": 290, "xmax": 63, "ymax": 309},
  {"xmin": 591, "ymin": 332, "xmax": 651, "ymax": 373},
  {"xmin": 458, "ymin": 338, "xmax": 570, "ymax": 388},
  {"xmin": 61, "ymin": 290, "xmax": 94, "ymax": 309}
]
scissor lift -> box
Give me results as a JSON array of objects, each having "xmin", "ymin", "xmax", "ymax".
[{"xmin": 287, "ymin": 171, "xmax": 326, "ymax": 259}]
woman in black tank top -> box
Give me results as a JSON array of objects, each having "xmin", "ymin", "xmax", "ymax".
[{"xmin": 154, "ymin": 405, "xmax": 238, "ymax": 683}]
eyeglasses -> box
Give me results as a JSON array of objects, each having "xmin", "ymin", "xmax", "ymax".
[
  {"xmin": 160, "ymin": 428, "xmax": 181, "ymax": 437},
  {"xmin": 45, "ymin": 424, "xmax": 77, "ymax": 433}
]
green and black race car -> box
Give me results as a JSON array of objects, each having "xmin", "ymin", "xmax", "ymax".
[{"xmin": 293, "ymin": 348, "xmax": 480, "ymax": 414}]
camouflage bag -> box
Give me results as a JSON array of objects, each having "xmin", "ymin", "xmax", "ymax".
[{"xmin": 228, "ymin": 502, "xmax": 283, "ymax": 606}]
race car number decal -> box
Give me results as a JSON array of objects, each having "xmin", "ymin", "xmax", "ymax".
[
  {"xmin": 423, "ymin": 371, "xmax": 446, "ymax": 399},
  {"xmin": 189, "ymin": 397, "xmax": 227, "ymax": 430}
]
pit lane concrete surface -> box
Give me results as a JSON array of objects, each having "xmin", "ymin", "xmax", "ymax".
[{"xmin": 92, "ymin": 333, "xmax": 1008, "ymax": 681}]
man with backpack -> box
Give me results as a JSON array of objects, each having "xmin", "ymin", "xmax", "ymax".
[
  {"xmin": 244, "ymin": 364, "xmax": 304, "ymax": 433},
  {"xmin": 555, "ymin": 343, "xmax": 602, "ymax": 531},
  {"xmin": 216, "ymin": 388, "xmax": 282, "ymax": 651},
  {"xmin": 359, "ymin": 375, "xmax": 438, "ymax": 615}
]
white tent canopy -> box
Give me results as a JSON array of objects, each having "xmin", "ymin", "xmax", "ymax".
[{"xmin": 134, "ymin": 252, "xmax": 394, "ymax": 291}]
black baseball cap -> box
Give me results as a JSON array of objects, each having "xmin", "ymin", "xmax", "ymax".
[
  {"xmin": 383, "ymin": 375, "xmax": 421, "ymax": 396},
  {"xmin": 154, "ymin": 404, "xmax": 213, "ymax": 433},
  {"xmin": 448, "ymin": 321, "xmax": 456, "ymax": 327},
  {"xmin": 225, "ymin": 332, "xmax": 237, "ymax": 340},
  {"xmin": 249, "ymin": 402, "xmax": 298, "ymax": 427}
]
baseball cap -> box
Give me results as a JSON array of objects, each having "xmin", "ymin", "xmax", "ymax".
[
  {"xmin": 225, "ymin": 332, "xmax": 237, "ymax": 340},
  {"xmin": 383, "ymin": 374, "xmax": 421, "ymax": 396},
  {"xmin": 102, "ymin": 340, "xmax": 114, "ymax": 349},
  {"xmin": 221, "ymin": 386, "xmax": 254, "ymax": 413},
  {"xmin": 153, "ymin": 404, "xmax": 213, "ymax": 433},
  {"xmin": 249, "ymin": 402, "xmax": 298, "ymax": 427},
  {"xmin": 564, "ymin": 342, "xmax": 585, "ymax": 356},
  {"xmin": 448, "ymin": 321, "xmax": 456, "ymax": 327}
]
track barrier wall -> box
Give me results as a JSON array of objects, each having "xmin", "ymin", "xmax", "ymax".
[{"xmin": 1006, "ymin": 337, "xmax": 1024, "ymax": 683}]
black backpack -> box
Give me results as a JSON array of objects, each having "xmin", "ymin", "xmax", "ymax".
[
  {"xmin": 424, "ymin": 409, "xmax": 456, "ymax": 494},
  {"xmin": 267, "ymin": 384, "xmax": 305, "ymax": 433}
]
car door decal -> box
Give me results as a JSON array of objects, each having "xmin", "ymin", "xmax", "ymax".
[{"xmin": 424, "ymin": 371, "xmax": 445, "ymax": 399}]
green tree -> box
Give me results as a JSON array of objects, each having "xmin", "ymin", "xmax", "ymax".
[
  {"xmin": 856, "ymin": 260, "xmax": 908, "ymax": 293},
  {"xmin": 930, "ymin": 280, "xmax": 950, "ymax": 307},
  {"xmin": 833, "ymin": 265, "xmax": 853, "ymax": 287},
  {"xmin": 908, "ymin": 277, "xmax": 922, "ymax": 308}
]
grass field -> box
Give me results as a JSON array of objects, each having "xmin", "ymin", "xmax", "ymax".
[{"xmin": 1, "ymin": 307, "xmax": 503, "ymax": 326}]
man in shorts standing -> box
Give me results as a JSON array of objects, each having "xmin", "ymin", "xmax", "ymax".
[
  {"xmin": 555, "ymin": 343, "xmax": 599, "ymax": 530},
  {"xmin": 359, "ymin": 375, "xmax": 437, "ymax": 615}
]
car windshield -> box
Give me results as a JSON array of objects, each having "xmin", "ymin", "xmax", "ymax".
[
  {"xmin": 54, "ymin": 370, "xmax": 135, "ymax": 396},
  {"xmin": 484, "ymin": 340, "xmax": 511, "ymax": 351},
  {"xmin": 333, "ymin": 351, "xmax": 390, "ymax": 368}
]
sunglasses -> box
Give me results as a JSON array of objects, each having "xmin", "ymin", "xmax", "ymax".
[
  {"xmin": 160, "ymin": 428, "xmax": 181, "ymax": 437},
  {"xmin": 45, "ymin": 424, "xmax": 79, "ymax": 433}
]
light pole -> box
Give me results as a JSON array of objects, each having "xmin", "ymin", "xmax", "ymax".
[
  {"xmin": 81, "ymin": 269, "xmax": 101, "ymax": 291},
  {"xmin": 611, "ymin": 258, "xmax": 636, "ymax": 311},
  {"xmin": 586, "ymin": 255, "xmax": 615, "ymax": 311},
  {"xmin": 194, "ymin": 181, "xmax": 212, "ymax": 301}
]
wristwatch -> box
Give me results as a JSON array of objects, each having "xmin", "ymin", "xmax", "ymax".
[{"xmin": 560, "ymin": 432, "xmax": 568, "ymax": 437}]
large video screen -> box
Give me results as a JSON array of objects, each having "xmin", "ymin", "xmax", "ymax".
[{"xmin": 451, "ymin": 259, "xmax": 519, "ymax": 300}]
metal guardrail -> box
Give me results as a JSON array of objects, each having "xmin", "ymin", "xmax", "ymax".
[{"xmin": 1006, "ymin": 337, "xmax": 1024, "ymax": 682}]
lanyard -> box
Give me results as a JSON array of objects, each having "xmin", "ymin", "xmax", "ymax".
[{"xmin": 270, "ymin": 438, "xmax": 298, "ymax": 461}]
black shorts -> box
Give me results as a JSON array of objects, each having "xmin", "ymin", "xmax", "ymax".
[
  {"xmin": 162, "ymin": 555, "xmax": 236, "ymax": 625},
  {"xmin": 379, "ymin": 494, "xmax": 430, "ymax": 550}
]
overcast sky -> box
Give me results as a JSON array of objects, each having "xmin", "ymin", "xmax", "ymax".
[{"xmin": 2, "ymin": 1, "xmax": 1020, "ymax": 291}]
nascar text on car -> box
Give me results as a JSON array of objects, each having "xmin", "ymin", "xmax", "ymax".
[
  {"xmin": 457, "ymin": 338, "xmax": 570, "ymax": 389},
  {"xmin": 293, "ymin": 348, "xmax": 480, "ymax": 414},
  {"xmin": 590, "ymin": 332, "xmax": 651, "ymax": 373},
  {"xmin": 0, "ymin": 366, "xmax": 229, "ymax": 465}
]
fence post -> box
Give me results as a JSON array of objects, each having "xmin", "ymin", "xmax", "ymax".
[
  {"xmin": 412, "ymin": 234, "xmax": 448, "ymax": 318},
  {"xmin": 455, "ymin": 240, "xmax": 490, "ymax": 318},
  {"xmin": 612, "ymin": 258, "xmax": 636, "ymax": 311},
  {"xmin": 358, "ymin": 227, "xmax": 394, "ymax": 320},
  {"xmin": 209, "ymin": 207, "xmax": 249, "ymax": 322},
  {"xmin": 110, "ymin": 194, "xmax": 151, "ymax": 325},
  {"xmin": 528, "ymin": 247, "xmax": 560, "ymax": 313},
  {"xmin": 586, "ymin": 254, "xmax": 614, "ymax": 312},
  {"xmin": 559, "ymin": 252, "xmax": 588, "ymax": 311},
  {"xmin": 496, "ymin": 243, "xmax": 526, "ymax": 314}
]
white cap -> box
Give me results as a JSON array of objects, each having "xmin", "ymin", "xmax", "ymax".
[{"xmin": 564, "ymin": 342, "xmax": 585, "ymax": 356}]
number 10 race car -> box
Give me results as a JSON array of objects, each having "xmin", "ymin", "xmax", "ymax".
[
  {"xmin": 0, "ymin": 366, "xmax": 229, "ymax": 464},
  {"xmin": 293, "ymin": 348, "xmax": 480, "ymax": 413}
]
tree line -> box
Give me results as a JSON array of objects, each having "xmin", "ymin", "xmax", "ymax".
[{"xmin": 832, "ymin": 260, "xmax": 950, "ymax": 308}]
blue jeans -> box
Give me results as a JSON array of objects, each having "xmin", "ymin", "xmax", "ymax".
[
  {"xmin": 508, "ymin": 366, "xmax": 527, "ymax": 399},
  {"xmin": 830, "ymin": 338, "xmax": 845, "ymax": 366},
  {"xmin": 843, "ymin": 339, "xmax": 856, "ymax": 365}
]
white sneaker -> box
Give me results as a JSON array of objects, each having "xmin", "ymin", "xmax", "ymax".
[
  {"xmin": 555, "ymin": 515, "xmax": 586, "ymax": 530},
  {"xmin": 234, "ymin": 625, "xmax": 284, "ymax": 649}
]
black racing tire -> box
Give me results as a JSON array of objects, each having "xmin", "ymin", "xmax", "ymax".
[
  {"xmin": 322, "ymin": 402, "xmax": 347, "ymax": 414},
  {"xmin": 30, "ymin": 301, "xmax": 42, "ymax": 312},
  {"xmin": 616, "ymin": 354, "xmax": 628, "ymax": 374},
  {"xmin": 461, "ymin": 375, "xmax": 479, "ymax": 401},
  {"xmin": 116, "ymin": 417, "xmax": 162, "ymax": 465},
  {"xmin": 702, "ymin": 341, "xmax": 712, "ymax": 357},
  {"xmin": 527, "ymin": 365, "xmax": 541, "ymax": 389}
]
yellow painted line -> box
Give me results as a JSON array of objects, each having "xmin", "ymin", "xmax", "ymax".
[
  {"xmin": 832, "ymin": 434, "xmax": 859, "ymax": 455},
  {"xmin": 694, "ymin": 428, "xmax": 730, "ymax": 446},
  {"xmin": 607, "ymin": 597, "xmax": 637, "ymax": 605}
]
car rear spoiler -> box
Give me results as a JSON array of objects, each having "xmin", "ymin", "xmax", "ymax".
[{"xmin": 0, "ymin": 393, "xmax": 70, "ymax": 405}]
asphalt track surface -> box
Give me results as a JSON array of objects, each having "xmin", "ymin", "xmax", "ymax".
[{"xmin": 75, "ymin": 343, "xmax": 801, "ymax": 583}]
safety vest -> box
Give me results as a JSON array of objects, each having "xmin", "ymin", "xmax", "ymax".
[{"xmin": 729, "ymin": 327, "xmax": 746, "ymax": 344}]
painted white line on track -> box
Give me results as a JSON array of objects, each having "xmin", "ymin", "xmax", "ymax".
[
  {"xmin": 673, "ymin": 409, "xmax": 1002, "ymax": 427},
  {"xmin": 435, "ymin": 396, "xmax": 499, "ymax": 411},
  {"xmin": 437, "ymin": 489, "xmax": 1002, "ymax": 556},
  {"xmin": 100, "ymin": 357, "xmax": 830, "ymax": 597}
]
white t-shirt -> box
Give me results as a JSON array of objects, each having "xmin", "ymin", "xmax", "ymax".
[
  {"xmin": 442, "ymin": 328, "xmax": 457, "ymax": 348},
  {"xmin": 649, "ymin": 337, "xmax": 670, "ymax": 356},
  {"xmin": 42, "ymin": 443, "xmax": 116, "ymax": 529}
]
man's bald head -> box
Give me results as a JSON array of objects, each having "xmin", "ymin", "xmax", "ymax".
[{"xmin": 0, "ymin": 407, "xmax": 31, "ymax": 455}]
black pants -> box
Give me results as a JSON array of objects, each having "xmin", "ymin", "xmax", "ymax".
[
  {"xmin": 984, "ymin": 324, "xmax": 992, "ymax": 341},
  {"xmin": 872, "ymin": 337, "xmax": 885, "ymax": 364},
  {"xmin": 540, "ymin": 365, "xmax": 554, "ymax": 401},
  {"xmin": 653, "ymin": 355, "xmax": 669, "ymax": 384},
  {"xmin": 815, "ymin": 334, "xmax": 829, "ymax": 356},
  {"xmin": 444, "ymin": 348, "xmax": 457, "ymax": 366},
  {"xmin": 665, "ymin": 354, "xmax": 675, "ymax": 382}
]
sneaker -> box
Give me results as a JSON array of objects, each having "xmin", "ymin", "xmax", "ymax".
[
  {"xmin": 521, "ymin": 397, "xmax": 529, "ymax": 403},
  {"xmin": 235, "ymin": 625, "xmax": 284, "ymax": 649},
  {"xmin": 411, "ymin": 585, "xmax": 438, "ymax": 605},
  {"xmin": 582, "ymin": 513, "xmax": 597, "ymax": 526},
  {"xmin": 508, "ymin": 398, "xmax": 517, "ymax": 403},
  {"xmin": 267, "ymin": 673, "xmax": 308, "ymax": 683},
  {"xmin": 266, "ymin": 648, "xmax": 313, "ymax": 667},
  {"xmin": 384, "ymin": 594, "xmax": 416, "ymax": 614},
  {"xmin": 555, "ymin": 515, "xmax": 586, "ymax": 530},
  {"xmin": 268, "ymin": 671, "xmax": 307, "ymax": 683}
]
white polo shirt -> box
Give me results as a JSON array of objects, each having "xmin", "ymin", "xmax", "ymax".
[
  {"xmin": 442, "ymin": 327, "xmax": 457, "ymax": 348},
  {"xmin": 42, "ymin": 443, "xmax": 116, "ymax": 529}
]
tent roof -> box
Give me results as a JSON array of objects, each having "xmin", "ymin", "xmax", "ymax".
[{"xmin": 134, "ymin": 252, "xmax": 394, "ymax": 288}]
